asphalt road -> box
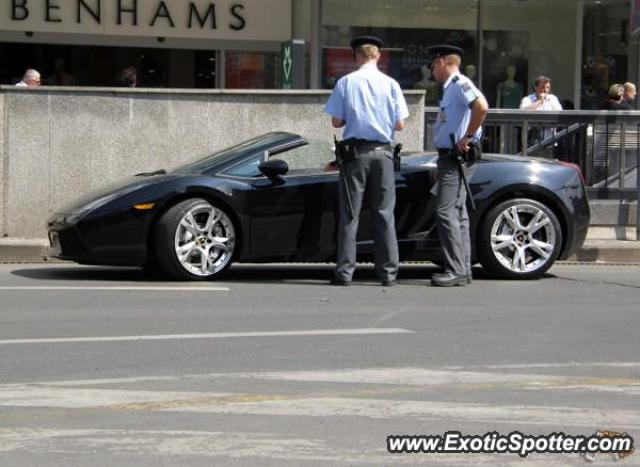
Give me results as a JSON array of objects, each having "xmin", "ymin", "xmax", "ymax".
[{"xmin": 0, "ymin": 262, "xmax": 639, "ymax": 466}]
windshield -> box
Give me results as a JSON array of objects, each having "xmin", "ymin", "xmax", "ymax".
[{"xmin": 172, "ymin": 134, "xmax": 279, "ymax": 175}]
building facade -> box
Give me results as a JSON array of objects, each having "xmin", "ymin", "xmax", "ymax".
[{"xmin": 1, "ymin": 0, "xmax": 637, "ymax": 109}]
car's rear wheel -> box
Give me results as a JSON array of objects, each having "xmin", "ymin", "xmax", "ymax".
[
  {"xmin": 478, "ymin": 198, "xmax": 562, "ymax": 279},
  {"xmin": 154, "ymin": 198, "xmax": 236, "ymax": 280}
]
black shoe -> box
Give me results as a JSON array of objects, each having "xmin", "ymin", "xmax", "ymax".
[
  {"xmin": 431, "ymin": 272, "xmax": 467, "ymax": 287},
  {"xmin": 330, "ymin": 278, "xmax": 350, "ymax": 286},
  {"xmin": 382, "ymin": 279, "xmax": 397, "ymax": 287}
]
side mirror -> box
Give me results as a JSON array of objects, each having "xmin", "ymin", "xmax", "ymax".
[{"xmin": 259, "ymin": 159, "xmax": 289, "ymax": 184}]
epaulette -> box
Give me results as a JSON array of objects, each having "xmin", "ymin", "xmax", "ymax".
[{"xmin": 454, "ymin": 75, "xmax": 474, "ymax": 93}]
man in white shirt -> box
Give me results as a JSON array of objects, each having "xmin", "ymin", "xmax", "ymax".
[
  {"xmin": 519, "ymin": 76, "xmax": 562, "ymax": 150},
  {"xmin": 519, "ymin": 75, "xmax": 562, "ymax": 111}
]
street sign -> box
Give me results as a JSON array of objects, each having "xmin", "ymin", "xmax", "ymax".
[{"xmin": 281, "ymin": 39, "xmax": 305, "ymax": 89}]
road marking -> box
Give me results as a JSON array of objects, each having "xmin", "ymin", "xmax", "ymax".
[
  {"xmin": 0, "ymin": 286, "xmax": 229, "ymax": 291},
  {"xmin": 26, "ymin": 364, "xmax": 640, "ymax": 392},
  {"xmin": 0, "ymin": 328, "xmax": 413, "ymax": 345},
  {"xmin": 212, "ymin": 367, "xmax": 640, "ymax": 391},
  {"xmin": 0, "ymin": 386, "xmax": 232, "ymax": 408},
  {"xmin": 0, "ymin": 428, "xmax": 526, "ymax": 464},
  {"xmin": 165, "ymin": 397, "xmax": 640, "ymax": 430},
  {"xmin": 1, "ymin": 383, "xmax": 638, "ymax": 429},
  {"xmin": 442, "ymin": 362, "xmax": 640, "ymax": 370}
]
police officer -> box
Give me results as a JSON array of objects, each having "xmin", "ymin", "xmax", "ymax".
[
  {"xmin": 325, "ymin": 36, "xmax": 409, "ymax": 286},
  {"xmin": 428, "ymin": 45, "xmax": 488, "ymax": 287}
]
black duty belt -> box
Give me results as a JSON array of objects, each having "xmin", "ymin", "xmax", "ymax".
[
  {"xmin": 353, "ymin": 139, "xmax": 392, "ymax": 150},
  {"xmin": 437, "ymin": 148, "xmax": 453, "ymax": 156}
]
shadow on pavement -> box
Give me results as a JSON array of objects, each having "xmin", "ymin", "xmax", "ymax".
[
  {"xmin": 7, "ymin": 263, "xmax": 520, "ymax": 285},
  {"xmin": 10, "ymin": 266, "xmax": 166, "ymax": 282}
]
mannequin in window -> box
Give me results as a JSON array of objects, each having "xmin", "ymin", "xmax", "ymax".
[
  {"xmin": 465, "ymin": 64, "xmax": 477, "ymax": 85},
  {"xmin": 496, "ymin": 65, "xmax": 523, "ymax": 109},
  {"xmin": 413, "ymin": 64, "xmax": 439, "ymax": 106}
]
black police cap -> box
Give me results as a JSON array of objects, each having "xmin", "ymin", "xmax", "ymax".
[
  {"xmin": 426, "ymin": 44, "xmax": 464, "ymax": 61},
  {"xmin": 350, "ymin": 35, "xmax": 384, "ymax": 50}
]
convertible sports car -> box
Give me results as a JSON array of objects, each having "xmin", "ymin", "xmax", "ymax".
[{"xmin": 47, "ymin": 132, "xmax": 589, "ymax": 280}]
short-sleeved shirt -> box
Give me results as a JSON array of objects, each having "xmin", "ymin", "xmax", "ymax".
[
  {"xmin": 434, "ymin": 71, "xmax": 484, "ymax": 149},
  {"xmin": 325, "ymin": 63, "xmax": 409, "ymax": 143},
  {"xmin": 519, "ymin": 93, "xmax": 563, "ymax": 111}
]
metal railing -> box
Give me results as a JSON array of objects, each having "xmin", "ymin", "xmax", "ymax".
[{"xmin": 425, "ymin": 108, "xmax": 640, "ymax": 239}]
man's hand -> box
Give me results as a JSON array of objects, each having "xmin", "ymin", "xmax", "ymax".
[
  {"xmin": 456, "ymin": 136, "xmax": 472, "ymax": 153},
  {"xmin": 331, "ymin": 117, "xmax": 346, "ymax": 128},
  {"xmin": 324, "ymin": 161, "xmax": 339, "ymax": 172}
]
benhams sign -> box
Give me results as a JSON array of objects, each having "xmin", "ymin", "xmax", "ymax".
[{"xmin": 0, "ymin": 0, "xmax": 291, "ymax": 42}]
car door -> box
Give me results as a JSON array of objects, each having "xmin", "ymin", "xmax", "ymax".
[
  {"xmin": 393, "ymin": 154, "xmax": 440, "ymax": 258},
  {"xmin": 249, "ymin": 172, "xmax": 339, "ymax": 258},
  {"xmin": 247, "ymin": 141, "xmax": 340, "ymax": 258},
  {"xmin": 245, "ymin": 148, "xmax": 440, "ymax": 260}
]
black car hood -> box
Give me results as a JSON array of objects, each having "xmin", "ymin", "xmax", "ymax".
[{"xmin": 54, "ymin": 174, "xmax": 178, "ymax": 214}]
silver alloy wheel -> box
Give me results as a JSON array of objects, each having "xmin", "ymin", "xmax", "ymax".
[
  {"xmin": 490, "ymin": 204, "xmax": 557, "ymax": 274},
  {"xmin": 174, "ymin": 202, "xmax": 235, "ymax": 277}
]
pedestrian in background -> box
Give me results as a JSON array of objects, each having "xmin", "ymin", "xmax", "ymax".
[
  {"xmin": 428, "ymin": 45, "xmax": 488, "ymax": 287},
  {"xmin": 622, "ymin": 82, "xmax": 636, "ymax": 109},
  {"xmin": 519, "ymin": 75, "xmax": 562, "ymax": 150},
  {"xmin": 15, "ymin": 69, "xmax": 41, "ymax": 87},
  {"xmin": 601, "ymin": 84, "xmax": 626, "ymax": 110},
  {"xmin": 519, "ymin": 76, "xmax": 563, "ymax": 111},
  {"xmin": 325, "ymin": 35, "xmax": 409, "ymax": 287},
  {"xmin": 116, "ymin": 66, "xmax": 137, "ymax": 87}
]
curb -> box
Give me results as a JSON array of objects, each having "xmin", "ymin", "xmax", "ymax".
[
  {"xmin": 0, "ymin": 240, "xmax": 50, "ymax": 263},
  {"xmin": 1, "ymin": 239, "xmax": 639, "ymax": 264},
  {"xmin": 566, "ymin": 241, "xmax": 640, "ymax": 263}
]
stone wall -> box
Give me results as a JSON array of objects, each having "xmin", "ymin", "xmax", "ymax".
[{"xmin": 0, "ymin": 87, "xmax": 425, "ymax": 238}]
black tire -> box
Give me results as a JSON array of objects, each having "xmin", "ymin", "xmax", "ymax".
[
  {"xmin": 154, "ymin": 198, "xmax": 236, "ymax": 280},
  {"xmin": 478, "ymin": 198, "xmax": 562, "ymax": 279}
]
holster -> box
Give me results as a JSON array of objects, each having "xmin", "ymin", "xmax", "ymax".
[
  {"xmin": 335, "ymin": 138, "xmax": 358, "ymax": 163},
  {"xmin": 393, "ymin": 143, "xmax": 403, "ymax": 171},
  {"xmin": 466, "ymin": 142, "xmax": 481, "ymax": 163},
  {"xmin": 451, "ymin": 143, "xmax": 481, "ymax": 164}
]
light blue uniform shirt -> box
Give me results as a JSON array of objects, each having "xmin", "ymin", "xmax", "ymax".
[
  {"xmin": 325, "ymin": 63, "xmax": 409, "ymax": 143},
  {"xmin": 434, "ymin": 71, "xmax": 484, "ymax": 149}
]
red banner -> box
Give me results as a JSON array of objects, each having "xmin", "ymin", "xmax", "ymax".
[{"xmin": 324, "ymin": 48, "xmax": 390, "ymax": 86}]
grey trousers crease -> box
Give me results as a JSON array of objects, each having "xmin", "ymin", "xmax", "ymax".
[
  {"xmin": 435, "ymin": 156, "xmax": 476, "ymax": 277},
  {"xmin": 335, "ymin": 147, "xmax": 399, "ymax": 282}
]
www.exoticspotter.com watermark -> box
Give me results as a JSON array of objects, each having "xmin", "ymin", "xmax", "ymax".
[{"xmin": 387, "ymin": 431, "xmax": 635, "ymax": 458}]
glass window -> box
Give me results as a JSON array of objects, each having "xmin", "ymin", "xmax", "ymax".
[
  {"xmin": 225, "ymin": 51, "xmax": 278, "ymax": 88},
  {"xmin": 223, "ymin": 154, "xmax": 266, "ymax": 178},
  {"xmin": 195, "ymin": 51, "xmax": 217, "ymax": 88},
  {"xmin": 482, "ymin": 30, "xmax": 529, "ymax": 109},
  {"xmin": 482, "ymin": 0, "xmax": 581, "ymax": 109},
  {"xmin": 0, "ymin": 43, "xmax": 215, "ymax": 88},
  {"xmin": 270, "ymin": 139, "xmax": 334, "ymax": 171},
  {"xmin": 581, "ymin": 0, "xmax": 634, "ymax": 109},
  {"xmin": 320, "ymin": 0, "xmax": 478, "ymax": 99}
]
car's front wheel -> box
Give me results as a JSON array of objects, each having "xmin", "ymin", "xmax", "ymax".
[
  {"xmin": 154, "ymin": 198, "xmax": 236, "ymax": 280},
  {"xmin": 478, "ymin": 198, "xmax": 562, "ymax": 279}
]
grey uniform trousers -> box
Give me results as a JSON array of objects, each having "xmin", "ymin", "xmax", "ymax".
[
  {"xmin": 335, "ymin": 147, "xmax": 399, "ymax": 282},
  {"xmin": 435, "ymin": 156, "xmax": 476, "ymax": 277}
]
